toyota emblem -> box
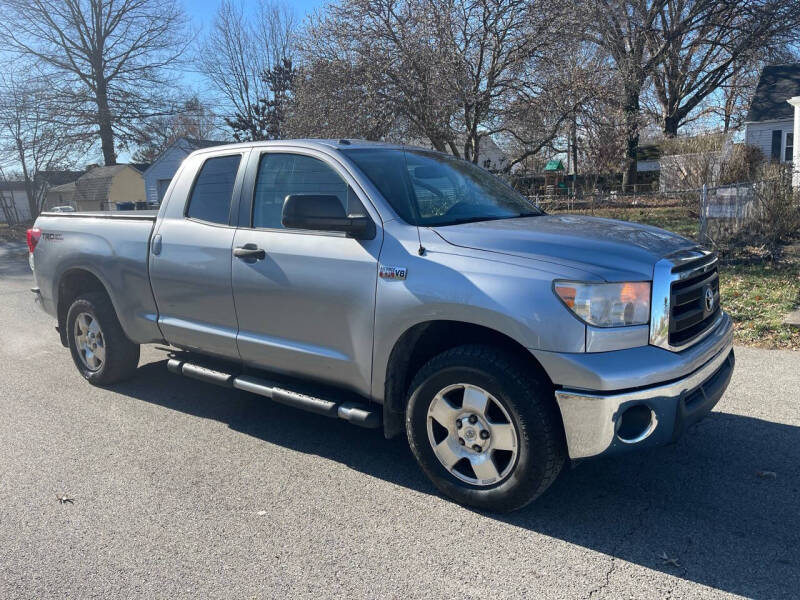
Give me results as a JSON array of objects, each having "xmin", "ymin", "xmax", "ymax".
[{"xmin": 704, "ymin": 287, "xmax": 715, "ymax": 312}]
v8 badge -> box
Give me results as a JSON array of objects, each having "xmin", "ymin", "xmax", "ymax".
[{"xmin": 379, "ymin": 265, "xmax": 408, "ymax": 281}]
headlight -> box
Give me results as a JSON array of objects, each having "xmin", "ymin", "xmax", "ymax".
[{"xmin": 554, "ymin": 281, "xmax": 651, "ymax": 327}]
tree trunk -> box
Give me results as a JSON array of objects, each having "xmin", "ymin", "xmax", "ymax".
[
  {"xmin": 621, "ymin": 88, "xmax": 640, "ymax": 189},
  {"xmin": 571, "ymin": 118, "xmax": 578, "ymax": 194},
  {"xmin": 95, "ymin": 79, "xmax": 116, "ymax": 166},
  {"xmin": 663, "ymin": 114, "xmax": 680, "ymax": 138}
]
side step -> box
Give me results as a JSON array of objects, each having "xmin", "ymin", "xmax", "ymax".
[{"xmin": 166, "ymin": 358, "xmax": 380, "ymax": 429}]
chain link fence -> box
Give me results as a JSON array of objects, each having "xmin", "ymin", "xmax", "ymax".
[
  {"xmin": 528, "ymin": 173, "xmax": 799, "ymax": 262},
  {"xmin": 530, "ymin": 190, "xmax": 700, "ymax": 240}
]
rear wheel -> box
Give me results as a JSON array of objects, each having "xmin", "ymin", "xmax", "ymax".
[
  {"xmin": 406, "ymin": 345, "xmax": 565, "ymax": 512},
  {"xmin": 66, "ymin": 292, "xmax": 140, "ymax": 385}
]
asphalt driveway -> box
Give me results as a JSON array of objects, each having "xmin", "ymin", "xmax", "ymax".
[{"xmin": 0, "ymin": 240, "xmax": 798, "ymax": 599}]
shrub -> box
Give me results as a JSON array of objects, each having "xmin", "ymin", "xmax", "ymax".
[
  {"xmin": 719, "ymin": 144, "xmax": 764, "ymax": 185},
  {"xmin": 753, "ymin": 164, "xmax": 800, "ymax": 247}
]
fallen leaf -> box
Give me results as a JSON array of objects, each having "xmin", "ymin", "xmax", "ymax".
[{"xmin": 660, "ymin": 552, "xmax": 680, "ymax": 567}]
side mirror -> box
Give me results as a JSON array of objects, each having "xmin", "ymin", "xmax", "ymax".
[{"xmin": 281, "ymin": 194, "xmax": 375, "ymax": 239}]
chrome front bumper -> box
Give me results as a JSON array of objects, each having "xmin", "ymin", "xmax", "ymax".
[{"xmin": 554, "ymin": 314, "xmax": 735, "ymax": 459}]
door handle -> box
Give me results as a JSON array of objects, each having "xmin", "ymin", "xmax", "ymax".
[{"xmin": 233, "ymin": 244, "xmax": 266, "ymax": 260}]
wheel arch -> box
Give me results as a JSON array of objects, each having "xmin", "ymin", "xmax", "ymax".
[
  {"xmin": 56, "ymin": 268, "xmax": 114, "ymax": 347},
  {"xmin": 382, "ymin": 320, "xmax": 553, "ymax": 439}
]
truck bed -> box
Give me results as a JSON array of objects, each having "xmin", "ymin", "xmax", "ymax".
[
  {"xmin": 40, "ymin": 210, "xmax": 158, "ymax": 220},
  {"xmin": 32, "ymin": 211, "xmax": 162, "ymax": 344}
]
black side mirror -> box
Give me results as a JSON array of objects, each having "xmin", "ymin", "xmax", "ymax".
[{"xmin": 281, "ymin": 194, "xmax": 375, "ymax": 239}]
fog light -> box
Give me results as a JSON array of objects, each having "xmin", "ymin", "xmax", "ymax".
[{"xmin": 617, "ymin": 404, "xmax": 657, "ymax": 444}]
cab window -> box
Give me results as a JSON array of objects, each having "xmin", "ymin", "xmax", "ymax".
[{"xmin": 185, "ymin": 154, "xmax": 242, "ymax": 225}]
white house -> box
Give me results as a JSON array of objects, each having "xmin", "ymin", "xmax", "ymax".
[
  {"xmin": 142, "ymin": 137, "xmax": 225, "ymax": 205},
  {"xmin": 0, "ymin": 181, "xmax": 30, "ymax": 223},
  {"xmin": 743, "ymin": 64, "xmax": 800, "ymax": 187}
]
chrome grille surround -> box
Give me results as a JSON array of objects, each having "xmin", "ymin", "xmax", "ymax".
[{"xmin": 650, "ymin": 248, "xmax": 722, "ymax": 352}]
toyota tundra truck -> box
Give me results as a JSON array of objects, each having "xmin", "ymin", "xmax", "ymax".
[{"xmin": 27, "ymin": 140, "xmax": 734, "ymax": 512}]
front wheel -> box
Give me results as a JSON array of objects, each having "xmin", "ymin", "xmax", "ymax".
[
  {"xmin": 66, "ymin": 292, "xmax": 140, "ymax": 385},
  {"xmin": 406, "ymin": 345, "xmax": 565, "ymax": 512}
]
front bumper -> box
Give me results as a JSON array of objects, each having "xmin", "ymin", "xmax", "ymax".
[{"xmin": 551, "ymin": 314, "xmax": 735, "ymax": 459}]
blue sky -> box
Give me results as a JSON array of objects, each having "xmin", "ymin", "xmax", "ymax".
[
  {"xmin": 177, "ymin": 0, "xmax": 326, "ymax": 95},
  {"xmin": 183, "ymin": 0, "xmax": 326, "ymax": 29}
]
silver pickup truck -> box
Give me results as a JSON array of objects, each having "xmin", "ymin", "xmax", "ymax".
[{"xmin": 28, "ymin": 140, "xmax": 734, "ymax": 512}]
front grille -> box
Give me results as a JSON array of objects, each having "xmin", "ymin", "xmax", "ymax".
[{"xmin": 668, "ymin": 255, "xmax": 720, "ymax": 347}]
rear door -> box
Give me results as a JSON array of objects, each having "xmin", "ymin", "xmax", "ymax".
[
  {"xmin": 149, "ymin": 150, "xmax": 248, "ymax": 359},
  {"xmin": 230, "ymin": 148, "xmax": 382, "ymax": 396}
]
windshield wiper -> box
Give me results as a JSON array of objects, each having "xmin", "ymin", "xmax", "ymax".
[{"xmin": 440, "ymin": 215, "xmax": 509, "ymax": 226}]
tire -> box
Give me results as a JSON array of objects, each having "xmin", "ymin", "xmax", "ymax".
[
  {"xmin": 406, "ymin": 344, "xmax": 565, "ymax": 512},
  {"xmin": 66, "ymin": 292, "xmax": 140, "ymax": 385}
]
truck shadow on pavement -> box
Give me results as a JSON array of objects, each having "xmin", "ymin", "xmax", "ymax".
[{"xmin": 116, "ymin": 360, "xmax": 799, "ymax": 599}]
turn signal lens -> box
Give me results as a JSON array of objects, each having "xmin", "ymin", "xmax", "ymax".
[
  {"xmin": 554, "ymin": 281, "xmax": 651, "ymax": 327},
  {"xmin": 554, "ymin": 285, "xmax": 577, "ymax": 308}
]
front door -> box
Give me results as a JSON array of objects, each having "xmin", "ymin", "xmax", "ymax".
[{"xmin": 231, "ymin": 150, "xmax": 381, "ymax": 396}]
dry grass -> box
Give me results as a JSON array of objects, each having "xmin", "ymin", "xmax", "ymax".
[
  {"xmin": 719, "ymin": 261, "xmax": 800, "ymax": 350},
  {"xmin": 554, "ymin": 205, "xmax": 699, "ymax": 239}
]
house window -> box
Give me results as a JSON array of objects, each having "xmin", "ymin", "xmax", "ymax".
[
  {"xmin": 157, "ymin": 179, "xmax": 172, "ymax": 203},
  {"xmin": 771, "ymin": 130, "xmax": 782, "ymax": 161},
  {"xmin": 786, "ymin": 133, "xmax": 794, "ymax": 162}
]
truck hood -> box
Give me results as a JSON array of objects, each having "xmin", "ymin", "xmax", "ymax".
[{"xmin": 432, "ymin": 214, "xmax": 697, "ymax": 281}]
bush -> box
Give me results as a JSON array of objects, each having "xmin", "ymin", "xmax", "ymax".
[
  {"xmin": 753, "ymin": 164, "xmax": 800, "ymax": 247},
  {"xmin": 719, "ymin": 145, "xmax": 764, "ymax": 185}
]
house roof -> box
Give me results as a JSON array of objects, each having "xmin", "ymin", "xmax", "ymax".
[
  {"xmin": 544, "ymin": 159, "xmax": 564, "ymax": 171},
  {"xmin": 49, "ymin": 181, "xmax": 76, "ymax": 194},
  {"xmin": 184, "ymin": 138, "xmax": 226, "ymax": 150},
  {"xmin": 142, "ymin": 137, "xmax": 225, "ymax": 176},
  {"xmin": 745, "ymin": 63, "xmax": 800, "ymax": 123},
  {"xmin": 74, "ymin": 165, "xmax": 131, "ymax": 205}
]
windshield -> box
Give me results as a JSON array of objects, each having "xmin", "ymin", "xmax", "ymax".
[{"xmin": 342, "ymin": 147, "xmax": 542, "ymax": 226}]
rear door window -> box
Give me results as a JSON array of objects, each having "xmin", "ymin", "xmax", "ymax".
[{"xmin": 186, "ymin": 154, "xmax": 242, "ymax": 225}]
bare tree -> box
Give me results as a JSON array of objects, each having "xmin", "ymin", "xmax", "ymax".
[
  {"xmin": 299, "ymin": 0, "xmax": 460, "ymax": 151},
  {"xmin": 0, "ymin": 0, "xmax": 189, "ymax": 166},
  {"xmin": 648, "ymin": 0, "xmax": 800, "ymax": 137},
  {"xmin": 196, "ymin": 0, "xmax": 296, "ymax": 141},
  {"xmin": 132, "ymin": 96, "xmax": 217, "ymax": 163},
  {"xmin": 499, "ymin": 41, "xmax": 606, "ymax": 174},
  {"xmin": 288, "ymin": 57, "xmax": 404, "ymax": 141},
  {"xmin": 579, "ymin": 0, "xmax": 719, "ymax": 186},
  {"xmin": 0, "ymin": 68, "xmax": 87, "ymax": 218},
  {"xmin": 298, "ymin": 0, "xmax": 573, "ymax": 167}
]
